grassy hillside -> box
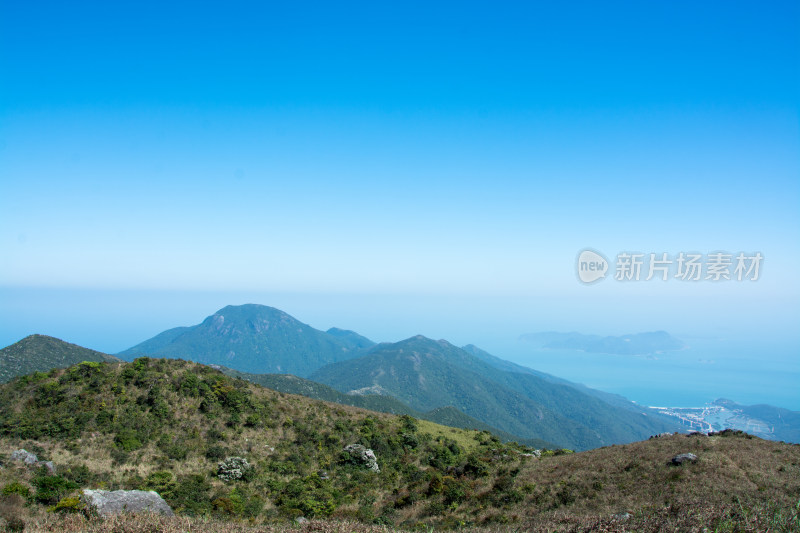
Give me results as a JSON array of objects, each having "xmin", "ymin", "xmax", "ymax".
[
  {"xmin": 224, "ymin": 370, "xmax": 556, "ymax": 449},
  {"xmin": 221, "ymin": 370, "xmax": 419, "ymax": 415},
  {"xmin": 0, "ymin": 358, "xmax": 535, "ymax": 527},
  {"xmin": 0, "ymin": 359, "xmax": 798, "ymax": 532},
  {"xmin": 0, "ymin": 335, "xmax": 121, "ymax": 383}
]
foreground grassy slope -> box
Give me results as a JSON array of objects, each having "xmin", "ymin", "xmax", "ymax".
[
  {"xmin": 0, "ymin": 358, "xmax": 538, "ymax": 527},
  {"xmin": 0, "ymin": 359, "xmax": 798, "ymax": 532}
]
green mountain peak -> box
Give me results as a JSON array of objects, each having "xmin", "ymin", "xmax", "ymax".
[
  {"xmin": 0, "ymin": 334, "xmax": 122, "ymax": 383},
  {"xmin": 118, "ymin": 304, "xmax": 371, "ymax": 376}
]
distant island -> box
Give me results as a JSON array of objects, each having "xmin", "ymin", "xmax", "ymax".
[{"xmin": 520, "ymin": 330, "xmax": 686, "ymax": 356}]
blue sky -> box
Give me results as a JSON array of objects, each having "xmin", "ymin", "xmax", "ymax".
[{"xmin": 1, "ymin": 1, "xmax": 798, "ymax": 363}]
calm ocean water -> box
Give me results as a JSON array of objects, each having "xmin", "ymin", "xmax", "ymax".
[{"xmin": 512, "ymin": 337, "xmax": 800, "ymax": 411}]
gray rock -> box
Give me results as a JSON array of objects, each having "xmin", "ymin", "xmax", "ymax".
[
  {"xmin": 613, "ymin": 512, "xmax": 631, "ymax": 521},
  {"xmin": 10, "ymin": 449, "xmax": 56, "ymax": 473},
  {"xmin": 671, "ymin": 453, "xmax": 698, "ymax": 465},
  {"xmin": 295, "ymin": 516, "xmax": 308, "ymax": 525},
  {"xmin": 343, "ymin": 444, "xmax": 380, "ymax": 473},
  {"xmin": 81, "ymin": 489, "xmax": 174, "ymax": 517},
  {"xmin": 10, "ymin": 449, "xmax": 39, "ymax": 465}
]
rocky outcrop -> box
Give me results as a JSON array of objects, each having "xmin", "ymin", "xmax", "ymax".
[
  {"xmin": 9, "ymin": 449, "xmax": 55, "ymax": 474},
  {"xmin": 671, "ymin": 453, "xmax": 698, "ymax": 465},
  {"xmin": 80, "ymin": 489, "xmax": 174, "ymax": 517},
  {"xmin": 342, "ymin": 444, "xmax": 380, "ymax": 473}
]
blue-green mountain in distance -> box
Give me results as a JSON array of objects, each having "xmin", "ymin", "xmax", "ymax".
[
  {"xmin": 310, "ymin": 335, "xmax": 682, "ymax": 451},
  {"xmin": 118, "ymin": 304, "xmax": 373, "ymax": 377},
  {"xmin": 219, "ymin": 367, "xmax": 557, "ymax": 449}
]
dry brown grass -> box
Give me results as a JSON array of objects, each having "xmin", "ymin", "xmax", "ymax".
[
  {"xmin": 510, "ymin": 432, "xmax": 800, "ymax": 518},
  {"xmin": 14, "ymin": 513, "xmax": 392, "ymax": 533},
  {"xmin": 8, "ymin": 502, "xmax": 800, "ymax": 533},
  {"xmin": 0, "ymin": 494, "xmax": 27, "ymax": 532}
]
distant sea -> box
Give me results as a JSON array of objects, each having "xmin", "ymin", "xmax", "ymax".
[{"xmin": 511, "ymin": 337, "xmax": 800, "ymax": 411}]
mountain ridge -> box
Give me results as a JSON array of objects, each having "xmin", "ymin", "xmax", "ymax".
[
  {"xmin": 310, "ymin": 335, "xmax": 681, "ymax": 450},
  {"xmin": 0, "ymin": 334, "xmax": 122, "ymax": 383},
  {"xmin": 118, "ymin": 304, "xmax": 372, "ymax": 376}
]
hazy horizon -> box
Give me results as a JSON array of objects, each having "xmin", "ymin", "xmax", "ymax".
[{"xmin": 1, "ymin": 289, "xmax": 798, "ymax": 411}]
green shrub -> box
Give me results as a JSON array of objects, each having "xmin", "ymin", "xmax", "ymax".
[
  {"xmin": 170, "ymin": 474, "xmax": 211, "ymax": 515},
  {"xmin": 244, "ymin": 413, "xmax": 262, "ymax": 428},
  {"xmin": 32, "ymin": 475, "xmax": 79, "ymax": 505},
  {"xmin": 35, "ymin": 382, "xmax": 63, "ymax": 407},
  {"xmin": 67, "ymin": 361, "xmax": 103, "ymax": 381},
  {"xmin": 463, "ymin": 453, "xmax": 490, "ymax": 478},
  {"xmin": 179, "ymin": 374, "xmax": 201, "ymax": 397},
  {"xmin": 425, "ymin": 501, "xmax": 446, "ymax": 516},
  {"xmin": 145, "ymin": 471, "xmax": 177, "ymax": 500},
  {"xmin": 443, "ymin": 478, "xmax": 468, "ymax": 505},
  {"xmin": 399, "ymin": 415, "xmax": 418, "ymax": 433},
  {"xmin": 212, "ymin": 495, "xmax": 240, "ymax": 516},
  {"xmin": 62, "ymin": 464, "xmax": 92, "ymax": 485},
  {"xmin": 114, "ymin": 428, "xmax": 143, "ymax": 451},
  {"xmin": 427, "ymin": 473, "xmax": 444, "ymax": 495},
  {"xmin": 95, "ymin": 410, "xmax": 114, "ymax": 427},
  {"xmin": 205, "ymin": 444, "xmax": 227, "ymax": 460},
  {"xmin": 1, "ymin": 482, "xmax": 30, "ymax": 499},
  {"xmin": 393, "ymin": 492, "xmax": 417, "ymax": 508},
  {"xmin": 50, "ymin": 495, "xmax": 84, "ymax": 513},
  {"xmin": 164, "ymin": 443, "xmax": 188, "ymax": 460},
  {"xmin": 276, "ymin": 475, "xmax": 337, "ymax": 518},
  {"xmin": 428, "ymin": 439, "xmax": 462, "ymax": 469},
  {"xmin": 401, "ymin": 432, "xmax": 419, "ymax": 449},
  {"xmin": 267, "ymin": 459, "xmax": 297, "ymax": 476}
]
